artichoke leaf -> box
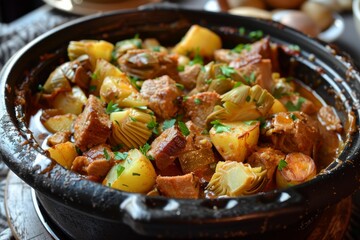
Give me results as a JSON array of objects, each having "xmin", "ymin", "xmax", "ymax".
[
  {"xmin": 110, "ymin": 108, "xmax": 153, "ymax": 149},
  {"xmin": 206, "ymin": 161, "xmax": 267, "ymax": 197}
]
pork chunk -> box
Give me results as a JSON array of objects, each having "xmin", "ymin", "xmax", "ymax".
[
  {"xmin": 156, "ymin": 173, "xmax": 200, "ymax": 199},
  {"xmin": 148, "ymin": 125, "xmax": 186, "ymax": 170},
  {"xmin": 47, "ymin": 131, "xmax": 71, "ymax": 147},
  {"xmin": 140, "ymin": 75, "xmax": 182, "ymax": 119},
  {"xmin": 183, "ymin": 92, "xmax": 221, "ymax": 129},
  {"xmin": 178, "ymin": 64, "xmax": 202, "ymax": 90},
  {"xmin": 74, "ymin": 95, "xmax": 111, "ymax": 151},
  {"xmin": 263, "ymin": 112, "xmax": 319, "ymax": 157}
]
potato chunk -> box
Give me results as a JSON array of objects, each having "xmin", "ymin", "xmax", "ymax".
[
  {"xmin": 210, "ymin": 121, "xmax": 260, "ymax": 162},
  {"xmin": 172, "ymin": 25, "xmax": 222, "ymax": 57},
  {"xmin": 47, "ymin": 141, "xmax": 78, "ymax": 169},
  {"xmin": 103, "ymin": 149, "xmax": 156, "ymax": 193},
  {"xmin": 42, "ymin": 113, "xmax": 77, "ymax": 133}
]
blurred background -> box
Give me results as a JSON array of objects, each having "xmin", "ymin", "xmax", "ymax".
[{"xmin": 0, "ymin": 0, "xmax": 43, "ymax": 23}]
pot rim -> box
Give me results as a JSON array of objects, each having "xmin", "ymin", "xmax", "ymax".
[{"xmin": 0, "ymin": 7, "xmax": 360, "ymax": 236}]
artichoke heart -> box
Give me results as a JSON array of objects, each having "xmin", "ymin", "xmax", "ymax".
[
  {"xmin": 43, "ymin": 65, "xmax": 72, "ymax": 95},
  {"xmin": 206, "ymin": 161, "xmax": 267, "ymax": 197},
  {"xmin": 110, "ymin": 108, "xmax": 154, "ymax": 149},
  {"xmin": 207, "ymin": 84, "xmax": 275, "ymax": 123},
  {"xmin": 100, "ymin": 76, "xmax": 147, "ymax": 108},
  {"xmin": 68, "ymin": 40, "xmax": 114, "ymax": 67}
]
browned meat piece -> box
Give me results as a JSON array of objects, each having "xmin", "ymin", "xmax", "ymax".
[
  {"xmin": 183, "ymin": 92, "xmax": 221, "ymax": 129},
  {"xmin": 235, "ymin": 59, "xmax": 273, "ymax": 92},
  {"xmin": 178, "ymin": 121, "xmax": 215, "ymax": 173},
  {"xmin": 317, "ymin": 106, "xmax": 342, "ymax": 132},
  {"xmin": 118, "ymin": 49, "xmax": 179, "ymax": 80},
  {"xmin": 140, "ymin": 75, "xmax": 182, "ymax": 119},
  {"xmin": 61, "ymin": 55, "xmax": 92, "ymax": 90},
  {"xmin": 156, "ymin": 173, "xmax": 200, "ymax": 199},
  {"xmin": 71, "ymin": 144, "xmax": 115, "ymax": 178},
  {"xmin": 178, "ymin": 64, "xmax": 202, "ymax": 90},
  {"xmin": 47, "ymin": 131, "xmax": 71, "ymax": 147},
  {"xmin": 263, "ymin": 112, "xmax": 319, "ymax": 157},
  {"xmin": 247, "ymin": 147, "xmax": 286, "ymax": 191},
  {"xmin": 74, "ymin": 95, "xmax": 112, "ymax": 151},
  {"xmin": 148, "ymin": 125, "xmax": 187, "ymax": 170}
]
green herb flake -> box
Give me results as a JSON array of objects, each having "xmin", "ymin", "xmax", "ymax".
[
  {"xmin": 232, "ymin": 43, "xmax": 251, "ymax": 53},
  {"xmin": 91, "ymin": 72, "xmax": 98, "ymax": 80},
  {"xmin": 106, "ymin": 101, "xmax": 122, "ymax": 114},
  {"xmin": 129, "ymin": 116, "xmax": 137, "ymax": 122},
  {"xmin": 201, "ymin": 129, "xmax": 209, "ymax": 135},
  {"xmin": 194, "ymin": 98, "xmax": 202, "ymax": 105},
  {"xmin": 205, "ymin": 79, "xmax": 213, "ymax": 84},
  {"xmin": 177, "ymin": 65, "xmax": 185, "ymax": 72},
  {"xmin": 147, "ymin": 119, "xmax": 159, "ymax": 135},
  {"xmin": 211, "ymin": 120, "xmax": 231, "ymax": 133},
  {"xmin": 249, "ymin": 30, "xmax": 263, "ymax": 40},
  {"xmin": 233, "ymin": 82, "xmax": 243, "ymax": 89},
  {"xmin": 278, "ymin": 159, "xmax": 288, "ymax": 171},
  {"xmin": 239, "ymin": 27, "xmax": 246, "ymax": 35},
  {"xmin": 132, "ymin": 172, "xmax": 141, "ymax": 176},
  {"xmin": 290, "ymin": 113, "xmax": 298, "ymax": 121},
  {"xmin": 89, "ymin": 85, "xmax": 97, "ymax": 92},
  {"xmin": 178, "ymin": 121, "xmax": 190, "ymax": 136},
  {"xmin": 114, "ymin": 151, "xmax": 128, "ymax": 160},
  {"xmin": 176, "ymin": 83, "xmax": 185, "ymax": 90},
  {"xmin": 183, "ymin": 96, "xmax": 189, "ymax": 102},
  {"xmin": 135, "ymin": 106, "xmax": 148, "ymax": 110},
  {"xmin": 111, "ymin": 144, "xmax": 123, "ymax": 151},
  {"xmin": 140, "ymin": 143, "xmax": 151, "ymax": 157},
  {"xmin": 220, "ymin": 65, "xmax": 236, "ymax": 77},
  {"xmin": 189, "ymin": 49, "xmax": 204, "ymax": 66},
  {"xmin": 75, "ymin": 146, "xmax": 82, "ymax": 155},
  {"xmin": 103, "ymin": 149, "xmax": 111, "ymax": 161},
  {"xmin": 285, "ymin": 97, "xmax": 306, "ymax": 111},
  {"xmin": 244, "ymin": 72, "xmax": 256, "ymax": 84},
  {"xmin": 129, "ymin": 76, "xmax": 141, "ymax": 90},
  {"xmin": 288, "ymin": 44, "xmax": 300, "ymax": 51},
  {"xmin": 152, "ymin": 46, "xmax": 161, "ymax": 52},
  {"xmin": 163, "ymin": 119, "xmax": 176, "ymax": 131}
]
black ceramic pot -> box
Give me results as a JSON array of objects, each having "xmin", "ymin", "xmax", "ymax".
[{"xmin": 1, "ymin": 7, "xmax": 360, "ymax": 240}]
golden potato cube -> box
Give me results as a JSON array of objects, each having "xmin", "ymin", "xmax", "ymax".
[
  {"xmin": 86, "ymin": 40, "xmax": 114, "ymax": 66},
  {"xmin": 172, "ymin": 25, "xmax": 222, "ymax": 57},
  {"xmin": 52, "ymin": 86, "xmax": 87, "ymax": 115},
  {"xmin": 269, "ymin": 99, "xmax": 287, "ymax": 114},
  {"xmin": 103, "ymin": 149, "xmax": 156, "ymax": 193},
  {"xmin": 210, "ymin": 121, "xmax": 260, "ymax": 162},
  {"xmin": 47, "ymin": 141, "xmax": 78, "ymax": 169},
  {"xmin": 42, "ymin": 113, "xmax": 77, "ymax": 133}
]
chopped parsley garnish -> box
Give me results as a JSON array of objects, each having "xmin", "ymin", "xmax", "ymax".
[
  {"xmin": 183, "ymin": 96, "xmax": 189, "ymax": 102},
  {"xmin": 152, "ymin": 46, "xmax": 161, "ymax": 52},
  {"xmin": 194, "ymin": 98, "xmax": 202, "ymax": 105},
  {"xmin": 285, "ymin": 97, "xmax": 306, "ymax": 111},
  {"xmin": 211, "ymin": 120, "xmax": 231, "ymax": 133},
  {"xmin": 220, "ymin": 65, "xmax": 236, "ymax": 77},
  {"xmin": 104, "ymin": 149, "xmax": 111, "ymax": 161},
  {"xmin": 290, "ymin": 113, "xmax": 298, "ymax": 121},
  {"xmin": 106, "ymin": 101, "xmax": 122, "ymax": 114},
  {"xmin": 239, "ymin": 27, "xmax": 246, "ymax": 35},
  {"xmin": 111, "ymin": 144, "xmax": 123, "ymax": 151},
  {"xmin": 140, "ymin": 143, "xmax": 151, "ymax": 157},
  {"xmin": 75, "ymin": 146, "xmax": 82, "ymax": 155},
  {"xmin": 129, "ymin": 76, "xmax": 141, "ymax": 90},
  {"xmin": 189, "ymin": 49, "xmax": 204, "ymax": 66},
  {"xmin": 135, "ymin": 106, "xmax": 148, "ymax": 110},
  {"xmin": 114, "ymin": 151, "xmax": 128, "ymax": 160},
  {"xmin": 163, "ymin": 119, "xmax": 176, "ymax": 131},
  {"xmin": 244, "ymin": 72, "xmax": 256, "ymax": 84},
  {"xmin": 176, "ymin": 83, "xmax": 185, "ymax": 90},
  {"xmin": 132, "ymin": 172, "xmax": 141, "ymax": 176},
  {"xmin": 147, "ymin": 119, "xmax": 159, "ymax": 135},
  {"xmin": 91, "ymin": 72, "xmax": 98, "ymax": 80},
  {"xmin": 129, "ymin": 116, "xmax": 137, "ymax": 122},
  {"xmin": 89, "ymin": 85, "xmax": 97, "ymax": 92},
  {"xmin": 278, "ymin": 159, "xmax": 288, "ymax": 171},
  {"xmin": 205, "ymin": 79, "xmax": 213, "ymax": 84},
  {"xmin": 201, "ymin": 129, "xmax": 209, "ymax": 135},
  {"xmin": 232, "ymin": 43, "xmax": 251, "ymax": 53},
  {"xmin": 116, "ymin": 165, "xmax": 125, "ymax": 177},
  {"xmin": 233, "ymin": 82, "xmax": 243, "ymax": 89},
  {"xmin": 177, "ymin": 65, "xmax": 185, "ymax": 72},
  {"xmin": 249, "ymin": 30, "xmax": 263, "ymax": 40},
  {"xmin": 178, "ymin": 121, "xmax": 190, "ymax": 136}
]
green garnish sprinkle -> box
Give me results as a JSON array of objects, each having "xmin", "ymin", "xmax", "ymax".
[
  {"xmin": 178, "ymin": 121, "xmax": 190, "ymax": 136},
  {"xmin": 211, "ymin": 120, "xmax": 231, "ymax": 133},
  {"xmin": 249, "ymin": 30, "xmax": 263, "ymax": 40},
  {"xmin": 104, "ymin": 149, "xmax": 111, "ymax": 161},
  {"xmin": 106, "ymin": 101, "xmax": 122, "ymax": 114},
  {"xmin": 278, "ymin": 159, "xmax": 288, "ymax": 171},
  {"xmin": 232, "ymin": 43, "xmax": 251, "ymax": 53},
  {"xmin": 176, "ymin": 83, "xmax": 185, "ymax": 90},
  {"xmin": 220, "ymin": 65, "xmax": 236, "ymax": 77},
  {"xmin": 244, "ymin": 72, "xmax": 256, "ymax": 84},
  {"xmin": 89, "ymin": 85, "xmax": 97, "ymax": 92},
  {"xmin": 194, "ymin": 98, "xmax": 202, "ymax": 105},
  {"xmin": 163, "ymin": 119, "xmax": 176, "ymax": 131},
  {"xmin": 285, "ymin": 97, "xmax": 306, "ymax": 111},
  {"xmin": 132, "ymin": 172, "xmax": 141, "ymax": 176},
  {"xmin": 114, "ymin": 151, "xmax": 128, "ymax": 160}
]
